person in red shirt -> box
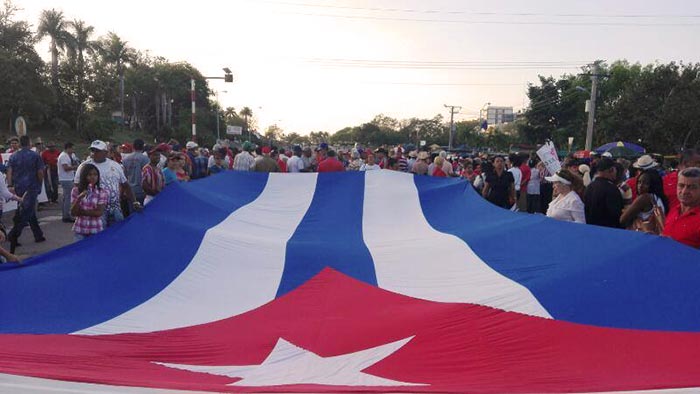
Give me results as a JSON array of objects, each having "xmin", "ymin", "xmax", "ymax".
[
  {"xmin": 519, "ymin": 156, "xmax": 531, "ymax": 195},
  {"xmin": 317, "ymin": 150, "xmax": 345, "ymax": 172},
  {"xmin": 272, "ymin": 148, "xmax": 287, "ymax": 173},
  {"xmin": 664, "ymin": 149, "xmax": 700, "ymax": 211},
  {"xmin": 40, "ymin": 142, "xmax": 61, "ymax": 203},
  {"xmin": 663, "ymin": 167, "xmax": 700, "ymax": 249}
]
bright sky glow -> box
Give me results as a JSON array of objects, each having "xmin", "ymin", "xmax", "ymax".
[{"xmin": 16, "ymin": 0, "xmax": 700, "ymax": 135}]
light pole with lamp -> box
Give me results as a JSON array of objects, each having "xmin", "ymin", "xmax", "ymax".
[{"xmin": 191, "ymin": 67, "xmax": 233, "ymax": 142}]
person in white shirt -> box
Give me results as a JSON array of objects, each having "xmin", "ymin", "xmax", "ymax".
[
  {"xmin": 286, "ymin": 146, "xmax": 305, "ymax": 173},
  {"xmin": 507, "ymin": 154, "xmax": 523, "ymax": 200},
  {"xmin": 545, "ymin": 170, "xmax": 586, "ymax": 223},
  {"xmin": 74, "ymin": 140, "xmax": 140, "ymax": 227},
  {"xmin": 360, "ymin": 154, "xmax": 381, "ymax": 171},
  {"xmin": 233, "ymin": 141, "xmax": 256, "ymax": 172},
  {"xmin": 208, "ymin": 144, "xmax": 231, "ymax": 169},
  {"xmin": 57, "ymin": 142, "xmax": 79, "ymax": 222},
  {"xmin": 526, "ymin": 161, "xmax": 541, "ymax": 213}
]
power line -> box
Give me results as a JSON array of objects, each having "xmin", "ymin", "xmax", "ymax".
[
  {"xmin": 306, "ymin": 58, "xmax": 590, "ymax": 64},
  {"xmin": 273, "ymin": 11, "xmax": 700, "ymax": 26},
  {"xmin": 361, "ymin": 82, "xmax": 525, "ymax": 86},
  {"xmin": 305, "ymin": 58, "xmax": 587, "ymax": 70},
  {"xmin": 258, "ymin": 0, "xmax": 700, "ymax": 19},
  {"xmin": 525, "ymin": 89, "xmax": 585, "ymax": 112}
]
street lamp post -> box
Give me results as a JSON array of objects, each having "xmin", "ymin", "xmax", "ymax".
[{"xmin": 191, "ymin": 68, "xmax": 233, "ymax": 142}]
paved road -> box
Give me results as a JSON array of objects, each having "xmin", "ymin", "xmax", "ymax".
[{"xmin": 2, "ymin": 201, "xmax": 76, "ymax": 261}]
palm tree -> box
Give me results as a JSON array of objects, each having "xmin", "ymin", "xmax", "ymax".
[
  {"xmin": 224, "ymin": 106, "xmax": 238, "ymax": 122},
  {"xmin": 36, "ymin": 8, "xmax": 69, "ymax": 90},
  {"xmin": 239, "ymin": 107, "xmax": 253, "ymax": 138},
  {"xmin": 66, "ymin": 19, "xmax": 95, "ymax": 132},
  {"xmin": 97, "ymin": 32, "xmax": 135, "ymax": 125}
]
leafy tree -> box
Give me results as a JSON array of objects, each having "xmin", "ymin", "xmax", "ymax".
[
  {"xmin": 308, "ymin": 131, "xmax": 330, "ymax": 144},
  {"xmin": 329, "ymin": 126, "xmax": 358, "ymax": 145},
  {"xmin": 453, "ymin": 120, "xmax": 482, "ymax": 147},
  {"xmin": 283, "ymin": 132, "xmax": 309, "ymax": 145},
  {"xmin": 264, "ymin": 124, "xmax": 283, "ymax": 142},
  {"xmin": 0, "ymin": 1, "xmax": 51, "ymax": 132}
]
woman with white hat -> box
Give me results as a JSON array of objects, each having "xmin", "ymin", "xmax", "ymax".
[{"xmin": 545, "ymin": 169, "xmax": 586, "ymax": 223}]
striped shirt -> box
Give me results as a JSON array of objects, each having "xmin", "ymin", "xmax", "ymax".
[
  {"xmin": 232, "ymin": 151, "xmax": 256, "ymax": 172},
  {"xmin": 71, "ymin": 186, "xmax": 108, "ymax": 235}
]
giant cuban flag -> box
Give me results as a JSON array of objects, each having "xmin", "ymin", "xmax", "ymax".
[{"xmin": 2, "ymin": 171, "xmax": 700, "ymax": 393}]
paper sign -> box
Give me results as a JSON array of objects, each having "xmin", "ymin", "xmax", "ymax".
[
  {"xmin": 536, "ymin": 141, "xmax": 561, "ymax": 176},
  {"xmin": 226, "ymin": 126, "xmax": 242, "ymax": 135}
]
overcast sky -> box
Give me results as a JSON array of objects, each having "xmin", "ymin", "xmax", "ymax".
[{"xmin": 16, "ymin": 0, "xmax": 700, "ymax": 134}]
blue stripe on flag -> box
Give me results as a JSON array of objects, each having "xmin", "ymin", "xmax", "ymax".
[
  {"xmin": 414, "ymin": 175, "xmax": 700, "ymax": 331},
  {"xmin": 0, "ymin": 172, "xmax": 269, "ymax": 334},
  {"xmin": 277, "ymin": 172, "xmax": 377, "ymax": 297}
]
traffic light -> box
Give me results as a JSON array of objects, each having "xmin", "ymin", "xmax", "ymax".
[{"xmin": 224, "ymin": 73, "xmax": 233, "ymax": 83}]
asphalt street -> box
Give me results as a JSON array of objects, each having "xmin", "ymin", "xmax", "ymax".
[{"xmin": 2, "ymin": 198, "xmax": 76, "ymax": 261}]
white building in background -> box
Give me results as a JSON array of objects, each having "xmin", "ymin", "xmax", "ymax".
[{"xmin": 481, "ymin": 106, "xmax": 514, "ymax": 126}]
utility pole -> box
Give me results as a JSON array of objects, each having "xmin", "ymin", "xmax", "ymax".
[
  {"xmin": 444, "ymin": 104, "xmax": 461, "ymax": 150},
  {"xmin": 585, "ymin": 61, "xmax": 600, "ymax": 151},
  {"xmin": 119, "ymin": 74, "xmax": 125, "ymax": 131},
  {"xmin": 191, "ymin": 78, "xmax": 196, "ymax": 141}
]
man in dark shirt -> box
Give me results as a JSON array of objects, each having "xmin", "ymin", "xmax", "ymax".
[
  {"xmin": 483, "ymin": 156, "xmax": 515, "ymax": 209},
  {"xmin": 584, "ymin": 157, "xmax": 623, "ymax": 228},
  {"xmin": 6, "ymin": 135, "xmax": 46, "ymax": 252}
]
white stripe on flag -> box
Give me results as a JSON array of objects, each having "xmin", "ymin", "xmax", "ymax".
[
  {"xmin": 76, "ymin": 173, "xmax": 318, "ymax": 335},
  {"xmin": 362, "ymin": 171, "xmax": 551, "ymax": 318}
]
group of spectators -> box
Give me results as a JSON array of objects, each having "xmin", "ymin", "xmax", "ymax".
[
  {"xmin": 475, "ymin": 149, "xmax": 700, "ymax": 249},
  {"xmin": 0, "ymin": 136, "xmax": 698, "ymax": 263}
]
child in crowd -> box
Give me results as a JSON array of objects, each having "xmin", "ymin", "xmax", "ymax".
[
  {"xmin": 209, "ymin": 151, "xmax": 227, "ymax": 174},
  {"xmin": 70, "ymin": 163, "xmax": 108, "ymax": 241}
]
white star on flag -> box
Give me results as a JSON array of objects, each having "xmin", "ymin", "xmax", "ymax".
[{"xmin": 155, "ymin": 336, "xmax": 425, "ymax": 387}]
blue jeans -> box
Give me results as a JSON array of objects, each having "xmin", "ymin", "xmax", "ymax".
[
  {"xmin": 74, "ymin": 233, "xmax": 92, "ymax": 242},
  {"xmin": 60, "ymin": 180, "xmax": 74, "ymax": 220},
  {"xmin": 103, "ymin": 207, "xmax": 124, "ymax": 228}
]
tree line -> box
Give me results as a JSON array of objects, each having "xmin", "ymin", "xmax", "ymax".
[
  {"xmin": 521, "ymin": 60, "xmax": 700, "ymax": 154},
  {"xmin": 0, "ymin": 2, "xmax": 254, "ymax": 146},
  {"xmin": 4, "ymin": 2, "xmax": 697, "ymax": 153}
]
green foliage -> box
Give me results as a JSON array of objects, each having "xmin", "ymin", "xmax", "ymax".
[
  {"xmin": 82, "ymin": 113, "xmax": 116, "ymax": 141},
  {"xmin": 521, "ymin": 61, "xmax": 700, "ymax": 153},
  {"xmin": 0, "ymin": 1, "xmax": 52, "ymax": 131},
  {"xmin": 327, "ymin": 114, "xmax": 449, "ymax": 147}
]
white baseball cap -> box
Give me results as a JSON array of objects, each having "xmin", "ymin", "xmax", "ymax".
[
  {"xmin": 186, "ymin": 141, "xmax": 199, "ymax": 149},
  {"xmin": 89, "ymin": 140, "xmax": 108, "ymax": 151}
]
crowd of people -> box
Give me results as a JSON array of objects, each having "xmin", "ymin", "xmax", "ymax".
[
  {"xmin": 475, "ymin": 149, "xmax": 700, "ymax": 250},
  {"xmin": 0, "ymin": 135, "xmax": 698, "ymax": 263}
]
